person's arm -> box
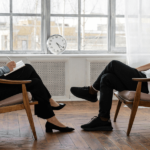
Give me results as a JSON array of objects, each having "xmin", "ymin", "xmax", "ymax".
[
  {"xmin": 136, "ymin": 63, "xmax": 150, "ymax": 71},
  {"xmin": 0, "ymin": 61, "xmax": 16, "ymax": 77},
  {"xmin": 0, "ymin": 66, "xmax": 10, "ymax": 76}
]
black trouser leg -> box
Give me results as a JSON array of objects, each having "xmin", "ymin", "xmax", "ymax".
[
  {"xmin": 99, "ymin": 73, "xmax": 126, "ymax": 119},
  {"xmin": 26, "ymin": 78, "xmax": 54, "ymax": 119},
  {"xmin": 4, "ymin": 64, "xmax": 51, "ymax": 97},
  {"xmin": 93, "ymin": 60, "xmax": 148, "ymax": 93},
  {"xmin": 0, "ymin": 64, "xmax": 54, "ymax": 119},
  {"xmin": 92, "ymin": 60, "xmax": 148, "ymax": 119}
]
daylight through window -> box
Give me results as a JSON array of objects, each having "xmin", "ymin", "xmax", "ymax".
[{"xmin": 0, "ymin": 0, "xmax": 126, "ymax": 54}]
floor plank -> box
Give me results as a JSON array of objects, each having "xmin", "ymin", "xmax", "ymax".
[
  {"xmin": 74, "ymin": 123, "xmax": 106, "ymax": 150},
  {"xmin": 7, "ymin": 112, "xmax": 20, "ymax": 136},
  {"xmin": 92, "ymin": 131, "xmax": 119, "ymax": 150},
  {"xmin": 66, "ymin": 123, "xmax": 90, "ymax": 149},
  {"xmin": 102, "ymin": 131, "xmax": 133, "ymax": 150},
  {"xmin": 114, "ymin": 130, "xmax": 146, "ymax": 150},
  {"xmin": 0, "ymin": 113, "xmax": 8, "ymax": 135},
  {"xmin": 0, "ymin": 101, "xmax": 150, "ymax": 150}
]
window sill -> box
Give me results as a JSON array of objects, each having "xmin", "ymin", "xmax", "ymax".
[{"xmin": 0, "ymin": 53, "xmax": 126, "ymax": 58}]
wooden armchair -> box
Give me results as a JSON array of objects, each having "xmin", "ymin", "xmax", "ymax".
[
  {"xmin": 114, "ymin": 78, "xmax": 150, "ymax": 136},
  {"xmin": 0, "ymin": 79, "xmax": 38, "ymax": 140}
]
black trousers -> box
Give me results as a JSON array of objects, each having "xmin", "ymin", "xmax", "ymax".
[
  {"xmin": 93, "ymin": 60, "xmax": 149, "ymax": 119},
  {"xmin": 0, "ymin": 64, "xmax": 55, "ymax": 119}
]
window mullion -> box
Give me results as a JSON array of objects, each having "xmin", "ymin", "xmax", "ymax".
[
  {"xmin": 10, "ymin": 0, "xmax": 13, "ymax": 51},
  {"xmin": 41, "ymin": 0, "xmax": 46, "ymax": 53},
  {"xmin": 46, "ymin": 0, "xmax": 50, "ymax": 54},
  {"xmin": 78, "ymin": 0, "xmax": 81, "ymax": 51},
  {"xmin": 111, "ymin": 0, "xmax": 116, "ymax": 52},
  {"xmin": 108, "ymin": 0, "xmax": 111, "ymax": 52}
]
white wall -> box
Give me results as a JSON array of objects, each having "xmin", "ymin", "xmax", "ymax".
[{"xmin": 0, "ymin": 54, "xmax": 126, "ymax": 101}]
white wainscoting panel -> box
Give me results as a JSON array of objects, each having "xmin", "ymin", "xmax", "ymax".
[
  {"xmin": 0, "ymin": 54, "xmax": 126, "ymax": 101},
  {"xmin": 0, "ymin": 62, "xmax": 7, "ymax": 68}
]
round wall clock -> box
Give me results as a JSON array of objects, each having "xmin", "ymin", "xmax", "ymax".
[{"xmin": 47, "ymin": 34, "xmax": 67, "ymax": 54}]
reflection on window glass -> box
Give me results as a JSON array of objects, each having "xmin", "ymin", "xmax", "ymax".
[
  {"xmin": 81, "ymin": 0, "xmax": 108, "ymax": 15},
  {"xmin": 116, "ymin": 0, "xmax": 125, "ymax": 15},
  {"xmin": 13, "ymin": 0, "xmax": 41, "ymax": 13},
  {"xmin": 0, "ymin": 0, "xmax": 9, "ymax": 13},
  {"xmin": 0, "ymin": 17, "xmax": 10, "ymax": 50},
  {"xmin": 13, "ymin": 17, "xmax": 41, "ymax": 50},
  {"xmin": 51, "ymin": 0, "xmax": 78, "ymax": 14},
  {"xmin": 50, "ymin": 17, "xmax": 78, "ymax": 50},
  {"xmin": 81, "ymin": 17, "xmax": 108, "ymax": 50},
  {"xmin": 115, "ymin": 18, "xmax": 126, "ymax": 47}
]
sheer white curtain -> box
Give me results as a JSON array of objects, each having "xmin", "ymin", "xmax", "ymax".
[{"xmin": 125, "ymin": 0, "xmax": 150, "ymax": 67}]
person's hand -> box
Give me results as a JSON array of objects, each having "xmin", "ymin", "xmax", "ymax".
[{"xmin": 6, "ymin": 61, "xmax": 16, "ymax": 71}]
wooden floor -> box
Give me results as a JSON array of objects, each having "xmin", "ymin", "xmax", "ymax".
[{"xmin": 1, "ymin": 101, "xmax": 150, "ymax": 150}]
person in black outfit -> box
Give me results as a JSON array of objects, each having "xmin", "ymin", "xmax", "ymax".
[
  {"xmin": 0, "ymin": 61, "xmax": 74, "ymax": 132},
  {"xmin": 71, "ymin": 60, "xmax": 149, "ymax": 131}
]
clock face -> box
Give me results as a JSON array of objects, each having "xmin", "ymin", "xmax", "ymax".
[{"xmin": 47, "ymin": 34, "xmax": 67, "ymax": 54}]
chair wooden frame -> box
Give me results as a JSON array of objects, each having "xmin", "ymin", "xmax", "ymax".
[
  {"xmin": 0, "ymin": 79, "xmax": 38, "ymax": 140},
  {"xmin": 114, "ymin": 78, "xmax": 150, "ymax": 136}
]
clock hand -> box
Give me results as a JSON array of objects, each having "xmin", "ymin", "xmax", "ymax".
[
  {"xmin": 56, "ymin": 42, "xmax": 64, "ymax": 48},
  {"xmin": 56, "ymin": 43, "xmax": 60, "ymax": 48}
]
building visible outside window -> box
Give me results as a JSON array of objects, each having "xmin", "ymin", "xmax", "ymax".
[
  {"xmin": 22, "ymin": 40, "xmax": 27, "ymax": 50},
  {"xmin": 1, "ymin": 35, "xmax": 8, "ymax": 50}
]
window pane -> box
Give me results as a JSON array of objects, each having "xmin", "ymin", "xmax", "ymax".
[
  {"xmin": 51, "ymin": 0, "xmax": 78, "ymax": 14},
  {"xmin": 0, "ymin": 0, "xmax": 9, "ymax": 13},
  {"xmin": 13, "ymin": 17, "xmax": 41, "ymax": 50},
  {"xmin": 116, "ymin": 0, "xmax": 125, "ymax": 15},
  {"xmin": 50, "ymin": 17, "xmax": 78, "ymax": 50},
  {"xmin": 81, "ymin": 18, "xmax": 108, "ymax": 50},
  {"xmin": 13, "ymin": 0, "xmax": 41, "ymax": 13},
  {"xmin": 81, "ymin": 0, "xmax": 108, "ymax": 15},
  {"xmin": 0, "ymin": 17, "xmax": 10, "ymax": 50},
  {"xmin": 115, "ymin": 18, "xmax": 126, "ymax": 47}
]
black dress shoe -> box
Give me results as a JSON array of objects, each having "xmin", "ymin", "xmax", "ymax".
[
  {"xmin": 51, "ymin": 103, "xmax": 66, "ymax": 110},
  {"xmin": 45, "ymin": 121, "xmax": 75, "ymax": 132},
  {"xmin": 81, "ymin": 116, "xmax": 113, "ymax": 131},
  {"xmin": 70, "ymin": 86, "xmax": 97, "ymax": 102}
]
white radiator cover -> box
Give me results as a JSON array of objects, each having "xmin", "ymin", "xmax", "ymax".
[
  {"xmin": 31, "ymin": 62, "xmax": 66, "ymax": 96},
  {"xmin": 0, "ymin": 62, "xmax": 7, "ymax": 68},
  {"xmin": 90, "ymin": 62, "xmax": 108, "ymax": 85},
  {"xmin": 0, "ymin": 54, "xmax": 126, "ymax": 101}
]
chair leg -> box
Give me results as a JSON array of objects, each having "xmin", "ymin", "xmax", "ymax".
[
  {"xmin": 22, "ymin": 84, "xmax": 37, "ymax": 140},
  {"xmin": 127, "ymin": 104, "xmax": 138, "ymax": 136},
  {"xmin": 114, "ymin": 100, "xmax": 122, "ymax": 122}
]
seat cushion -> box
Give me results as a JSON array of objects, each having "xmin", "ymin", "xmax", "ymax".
[
  {"xmin": 115, "ymin": 90, "xmax": 150, "ymax": 101},
  {"xmin": 0, "ymin": 92, "xmax": 32, "ymax": 107}
]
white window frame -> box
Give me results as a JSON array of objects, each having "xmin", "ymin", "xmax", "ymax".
[
  {"xmin": 0, "ymin": 0, "xmax": 45, "ymax": 54},
  {"xmin": 0, "ymin": 0, "xmax": 126, "ymax": 54},
  {"xmin": 111, "ymin": 0, "xmax": 126, "ymax": 53}
]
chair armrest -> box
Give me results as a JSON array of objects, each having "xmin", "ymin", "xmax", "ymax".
[
  {"xmin": 0, "ymin": 79, "xmax": 32, "ymax": 84},
  {"xmin": 132, "ymin": 78, "xmax": 150, "ymax": 82}
]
